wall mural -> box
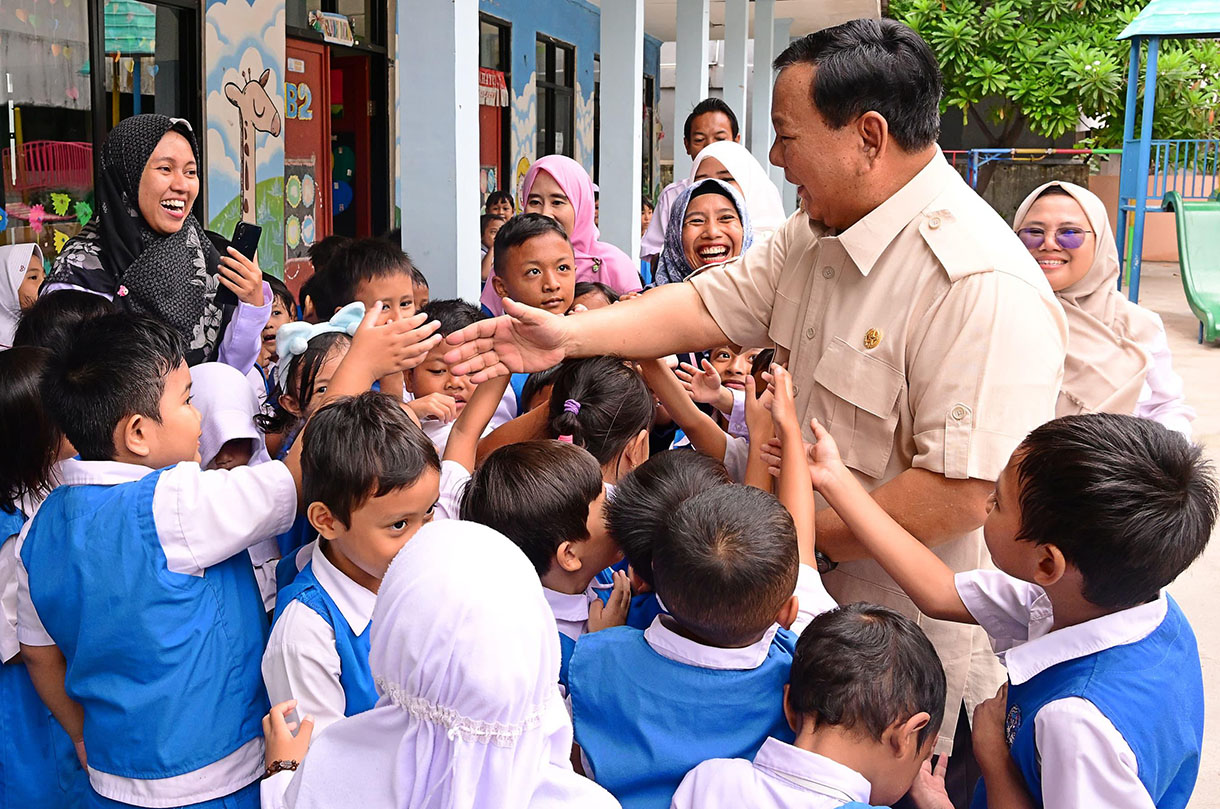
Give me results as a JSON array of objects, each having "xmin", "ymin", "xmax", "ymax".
[
  {"xmin": 509, "ymin": 71, "xmax": 536, "ymax": 206},
  {"xmin": 204, "ymin": 0, "xmax": 285, "ymax": 276}
]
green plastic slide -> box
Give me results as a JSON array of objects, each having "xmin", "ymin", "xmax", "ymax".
[{"xmin": 1161, "ymin": 191, "xmax": 1220, "ymax": 345}]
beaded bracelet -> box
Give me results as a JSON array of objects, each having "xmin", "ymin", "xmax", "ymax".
[{"xmin": 263, "ymin": 759, "xmax": 299, "ymax": 779}]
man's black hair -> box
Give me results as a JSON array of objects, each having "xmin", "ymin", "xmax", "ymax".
[
  {"xmin": 548, "ymin": 356, "xmax": 654, "ymax": 468},
  {"xmin": 460, "ymin": 440, "xmax": 605, "ymax": 577},
  {"xmin": 302, "ymin": 391, "xmax": 440, "ymax": 527},
  {"xmin": 607, "ymin": 449, "xmax": 731, "ymax": 587},
  {"xmin": 789, "ymin": 603, "xmax": 946, "ymax": 748},
  {"xmin": 683, "ymin": 97, "xmax": 741, "ymax": 143},
  {"xmin": 492, "ymin": 212, "xmax": 571, "ymax": 276},
  {"xmin": 13, "ymin": 290, "xmax": 116, "ymax": 354},
  {"xmin": 773, "ymin": 18, "xmax": 942, "ymax": 152},
  {"xmin": 485, "ymin": 190, "xmax": 515, "ymax": 213},
  {"xmin": 421, "ymin": 298, "xmax": 484, "ymax": 338},
  {"xmin": 327, "ymin": 238, "xmax": 416, "ymax": 308},
  {"xmin": 264, "ymin": 272, "xmax": 296, "ymax": 312},
  {"xmin": 654, "ymin": 484, "xmax": 798, "ymax": 646},
  {"xmin": 573, "ymin": 281, "xmax": 621, "ymax": 305},
  {"xmin": 41, "ymin": 314, "xmax": 185, "ymax": 461},
  {"xmin": 1013, "ymin": 414, "xmax": 1217, "ymax": 609}
]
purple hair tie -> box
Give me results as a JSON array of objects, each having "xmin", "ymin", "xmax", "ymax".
[{"xmin": 563, "ymin": 399, "xmax": 582, "ymax": 415}]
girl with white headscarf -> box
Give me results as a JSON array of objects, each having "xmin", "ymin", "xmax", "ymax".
[
  {"xmin": 261, "ymin": 520, "xmax": 620, "ymax": 809},
  {"xmin": 690, "ymin": 141, "xmax": 787, "ymax": 237},
  {"xmin": 1013, "ymin": 181, "xmax": 1194, "ymax": 435},
  {"xmin": 0, "ymin": 243, "xmax": 45, "ymax": 347}
]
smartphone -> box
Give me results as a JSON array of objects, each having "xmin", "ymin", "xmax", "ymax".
[{"xmin": 214, "ymin": 222, "xmax": 262, "ymax": 306}]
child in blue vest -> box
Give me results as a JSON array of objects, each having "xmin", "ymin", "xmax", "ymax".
[
  {"xmin": 0, "ymin": 346, "xmax": 87, "ymax": 808},
  {"xmin": 673, "ymin": 603, "xmax": 948, "ymax": 809},
  {"xmin": 263, "ymin": 391, "xmax": 441, "ymax": 735},
  {"xmin": 801, "ymin": 413, "xmax": 1217, "ymax": 809},
  {"xmin": 17, "ymin": 306, "xmax": 440, "ymax": 809},
  {"xmin": 605, "ymin": 448, "xmax": 732, "ymax": 630},
  {"xmin": 459, "ymin": 439, "xmax": 631, "ymax": 692}
]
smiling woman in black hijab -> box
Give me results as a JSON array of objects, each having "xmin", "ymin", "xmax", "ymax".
[{"xmin": 45, "ymin": 114, "xmax": 268, "ymax": 367}]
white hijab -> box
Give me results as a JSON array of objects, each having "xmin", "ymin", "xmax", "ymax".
[
  {"xmin": 0, "ymin": 243, "xmax": 42, "ymax": 348},
  {"xmin": 282, "ymin": 520, "xmax": 619, "ymax": 809},
  {"xmin": 188, "ymin": 362, "xmax": 272, "ymax": 468},
  {"xmin": 690, "ymin": 141, "xmax": 787, "ymax": 235}
]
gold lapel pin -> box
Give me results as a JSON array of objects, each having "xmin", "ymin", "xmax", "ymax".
[{"xmin": 863, "ymin": 328, "xmax": 883, "ymax": 350}]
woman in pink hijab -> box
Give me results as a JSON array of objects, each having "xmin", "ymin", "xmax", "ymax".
[{"xmin": 480, "ymin": 155, "xmax": 641, "ymax": 315}]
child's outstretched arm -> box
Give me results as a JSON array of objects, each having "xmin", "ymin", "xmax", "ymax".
[
  {"xmin": 674, "ymin": 359, "xmax": 734, "ymax": 416},
  {"xmin": 742, "ymin": 374, "xmax": 774, "ymax": 492},
  {"xmin": 444, "ymin": 376, "xmax": 511, "ymax": 473},
  {"xmin": 638, "ymin": 358, "xmax": 726, "ymax": 462},
  {"xmin": 803, "ymin": 419, "xmax": 975, "ymax": 624},
  {"xmin": 476, "ymin": 400, "xmax": 550, "ymax": 463},
  {"xmin": 768, "ymin": 366, "xmax": 814, "ymax": 567}
]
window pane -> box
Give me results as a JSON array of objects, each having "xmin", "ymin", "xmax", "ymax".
[
  {"xmin": 480, "ymin": 21, "xmax": 502, "ymax": 70},
  {"xmin": 536, "ymin": 41, "xmax": 548, "ymax": 82},
  {"xmin": 102, "ymin": 2, "xmax": 192, "ymax": 130},
  {"xmin": 335, "ymin": 0, "xmax": 370, "ymax": 42},
  {"xmin": 1, "ymin": 0, "xmax": 94, "ymax": 260},
  {"xmin": 554, "ymin": 46, "xmax": 567, "ymax": 87},
  {"xmin": 537, "ymin": 88, "xmax": 550, "ymax": 156},
  {"xmin": 554, "ymin": 91, "xmax": 572, "ymax": 157}
]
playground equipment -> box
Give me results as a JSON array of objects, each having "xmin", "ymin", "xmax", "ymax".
[
  {"xmin": 1116, "ymin": 0, "xmax": 1220, "ymax": 303},
  {"xmin": 1161, "ymin": 191, "xmax": 1220, "ymax": 344}
]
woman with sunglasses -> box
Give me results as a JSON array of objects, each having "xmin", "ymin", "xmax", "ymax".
[{"xmin": 1014, "ymin": 182, "xmax": 1194, "ymax": 435}]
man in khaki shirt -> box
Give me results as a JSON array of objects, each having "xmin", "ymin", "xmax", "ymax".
[{"xmin": 446, "ymin": 18, "xmax": 1066, "ymax": 802}]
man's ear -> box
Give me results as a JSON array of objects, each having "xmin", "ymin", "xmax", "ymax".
[
  {"xmin": 775, "ymin": 594, "xmax": 799, "ymax": 630},
  {"xmin": 117, "ymin": 413, "xmax": 152, "ymax": 458},
  {"xmin": 1032, "ymin": 543, "xmax": 1068, "ymax": 589},
  {"xmin": 555, "ymin": 540, "xmax": 583, "ymax": 573},
  {"xmin": 884, "ymin": 711, "xmax": 931, "ymax": 760},
  {"xmin": 308, "ymin": 501, "xmax": 344, "ymax": 540},
  {"xmin": 491, "ymin": 275, "xmax": 508, "ymax": 300},
  {"xmin": 856, "ymin": 111, "xmax": 889, "ymax": 164}
]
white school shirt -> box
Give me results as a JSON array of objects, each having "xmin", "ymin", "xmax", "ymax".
[
  {"xmin": 723, "ymin": 435, "xmax": 749, "ymax": 484},
  {"xmin": 1133, "ymin": 313, "xmax": 1194, "ymax": 438},
  {"xmin": 418, "ymin": 384, "xmax": 517, "ymax": 456},
  {"xmin": 263, "ymin": 540, "xmax": 377, "ymax": 736},
  {"xmin": 955, "ymin": 570, "xmax": 1166, "ymax": 809},
  {"xmin": 672, "ymin": 736, "xmax": 874, "ymax": 809},
  {"xmin": 14, "ymin": 458, "xmax": 296, "ymax": 807},
  {"xmin": 544, "ymin": 585, "xmax": 600, "ymax": 644},
  {"xmin": 727, "ymin": 387, "xmax": 748, "ymax": 440},
  {"xmin": 435, "ymin": 460, "xmax": 472, "ymax": 522}
]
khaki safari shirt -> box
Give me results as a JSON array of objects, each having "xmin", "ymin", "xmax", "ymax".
[{"xmin": 690, "ymin": 151, "xmax": 1067, "ymax": 753}]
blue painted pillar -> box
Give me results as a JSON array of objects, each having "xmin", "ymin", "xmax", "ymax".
[{"xmin": 1129, "ymin": 36, "xmax": 1159, "ymax": 303}]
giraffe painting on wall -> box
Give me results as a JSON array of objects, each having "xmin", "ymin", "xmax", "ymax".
[{"xmin": 224, "ymin": 68, "xmax": 283, "ymax": 223}]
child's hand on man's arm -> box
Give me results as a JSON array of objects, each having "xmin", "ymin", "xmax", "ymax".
[{"xmin": 973, "ymin": 684, "xmax": 1035, "ymax": 809}]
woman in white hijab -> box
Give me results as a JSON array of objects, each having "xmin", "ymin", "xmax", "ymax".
[
  {"xmin": 1013, "ymin": 181, "xmax": 1194, "ymax": 436},
  {"xmin": 690, "ymin": 141, "xmax": 787, "ymax": 238},
  {"xmin": 0, "ymin": 243, "xmax": 45, "ymax": 348},
  {"xmin": 261, "ymin": 520, "xmax": 620, "ymax": 809}
]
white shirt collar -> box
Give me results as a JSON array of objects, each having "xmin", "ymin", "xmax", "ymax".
[
  {"xmin": 543, "ymin": 585, "xmax": 598, "ymax": 624},
  {"xmin": 753, "ymin": 737, "xmax": 873, "ymax": 804},
  {"xmin": 310, "ymin": 540, "xmax": 378, "ymax": 636},
  {"xmin": 644, "ymin": 614, "xmax": 778, "ymax": 670},
  {"xmin": 1004, "ymin": 591, "xmax": 1169, "ymax": 685},
  {"xmin": 57, "ymin": 457, "xmax": 166, "ymax": 487}
]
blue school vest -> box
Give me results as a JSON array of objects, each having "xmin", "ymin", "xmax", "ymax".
[
  {"xmin": 971, "ymin": 597, "xmax": 1202, "ymax": 809},
  {"xmin": 20, "ymin": 470, "xmax": 269, "ymax": 779},
  {"xmin": 276, "ymin": 510, "xmax": 313, "ymax": 559},
  {"xmin": 569, "ymin": 625, "xmax": 797, "ymax": 809},
  {"xmin": 558, "ymin": 632, "xmax": 576, "ymax": 691},
  {"xmin": 274, "ymin": 560, "xmax": 378, "ymax": 716},
  {"xmin": 0, "ymin": 508, "xmax": 87, "ymax": 808}
]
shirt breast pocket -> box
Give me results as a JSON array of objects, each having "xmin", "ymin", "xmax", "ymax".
[{"xmin": 812, "ymin": 338, "xmax": 906, "ymax": 479}]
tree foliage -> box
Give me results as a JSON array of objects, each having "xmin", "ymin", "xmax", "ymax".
[{"xmin": 890, "ymin": 0, "xmax": 1220, "ymax": 148}]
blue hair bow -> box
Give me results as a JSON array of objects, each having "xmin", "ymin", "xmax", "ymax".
[{"xmin": 275, "ymin": 301, "xmax": 366, "ymax": 384}]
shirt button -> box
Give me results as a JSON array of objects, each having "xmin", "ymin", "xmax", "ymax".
[
  {"xmin": 929, "ymin": 216, "xmax": 942, "ymax": 229},
  {"xmin": 822, "ymin": 266, "xmax": 835, "ymax": 279},
  {"xmin": 805, "ymin": 326, "xmax": 816, "ymax": 340},
  {"xmin": 951, "ymin": 405, "xmax": 967, "ymax": 420}
]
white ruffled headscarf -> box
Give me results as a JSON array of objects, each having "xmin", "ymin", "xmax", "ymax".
[
  {"xmin": 281, "ymin": 520, "xmax": 620, "ymax": 809},
  {"xmin": 0, "ymin": 243, "xmax": 43, "ymax": 348},
  {"xmin": 188, "ymin": 362, "xmax": 272, "ymax": 469},
  {"xmin": 690, "ymin": 140, "xmax": 787, "ymax": 236}
]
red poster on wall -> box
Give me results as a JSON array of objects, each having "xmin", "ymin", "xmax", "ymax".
[
  {"xmin": 283, "ymin": 38, "xmax": 332, "ymax": 300},
  {"xmin": 478, "ymin": 69, "xmax": 508, "ymax": 200}
]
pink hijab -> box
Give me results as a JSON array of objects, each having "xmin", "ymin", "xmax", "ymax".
[{"xmin": 480, "ymin": 155, "xmax": 641, "ymax": 315}]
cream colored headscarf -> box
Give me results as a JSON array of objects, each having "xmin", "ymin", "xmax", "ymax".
[{"xmin": 1013, "ymin": 181, "xmax": 1161, "ymax": 418}]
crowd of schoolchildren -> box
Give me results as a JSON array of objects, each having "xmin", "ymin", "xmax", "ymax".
[{"xmin": 1, "ymin": 124, "xmax": 1218, "ymax": 809}]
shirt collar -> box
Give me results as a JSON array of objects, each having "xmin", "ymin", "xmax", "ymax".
[
  {"xmin": 816, "ymin": 149, "xmax": 951, "ymax": 277},
  {"xmin": 644, "ymin": 614, "xmax": 778, "ymax": 670},
  {"xmin": 57, "ymin": 458, "xmax": 163, "ymax": 486},
  {"xmin": 753, "ymin": 737, "xmax": 873, "ymax": 804},
  {"xmin": 1003, "ymin": 592, "xmax": 1169, "ymax": 686},
  {"xmin": 543, "ymin": 585, "xmax": 598, "ymax": 624},
  {"xmin": 310, "ymin": 540, "xmax": 377, "ymax": 636}
]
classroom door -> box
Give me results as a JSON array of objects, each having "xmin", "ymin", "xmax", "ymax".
[
  {"xmin": 330, "ymin": 54, "xmax": 373, "ymax": 239},
  {"xmin": 283, "ymin": 38, "xmax": 331, "ymax": 300}
]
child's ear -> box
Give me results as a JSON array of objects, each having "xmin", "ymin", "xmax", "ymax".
[
  {"xmin": 491, "ymin": 275, "xmax": 508, "ymax": 300},
  {"xmin": 775, "ymin": 594, "xmax": 799, "ymax": 630},
  {"xmin": 627, "ymin": 565, "xmax": 650, "ymax": 593},
  {"xmin": 278, "ymin": 392, "xmax": 303, "ymax": 418},
  {"xmin": 117, "ymin": 413, "xmax": 152, "ymax": 458},
  {"xmin": 624, "ymin": 429, "xmax": 650, "ymax": 470},
  {"xmin": 1032, "ymin": 544, "xmax": 1068, "ymax": 588},
  {"xmin": 308, "ymin": 502, "xmax": 343, "ymax": 540},
  {"xmin": 885, "ymin": 712, "xmax": 931, "ymax": 761},
  {"xmin": 782, "ymin": 683, "xmax": 800, "ymax": 734},
  {"xmin": 555, "ymin": 540, "xmax": 583, "ymax": 573}
]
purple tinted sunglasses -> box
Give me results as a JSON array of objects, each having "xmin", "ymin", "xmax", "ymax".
[{"xmin": 1017, "ymin": 226, "xmax": 1092, "ymax": 250}]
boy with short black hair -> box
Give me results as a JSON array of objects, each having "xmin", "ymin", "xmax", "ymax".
[
  {"xmin": 263, "ymin": 391, "xmax": 441, "ymax": 734},
  {"xmin": 802, "ymin": 413, "xmax": 1217, "ymax": 809},
  {"xmin": 480, "ymin": 213, "xmax": 506, "ymax": 256},
  {"xmin": 488, "ymin": 213, "xmax": 577, "ymax": 315},
  {"xmin": 329, "ymin": 238, "xmax": 417, "ymax": 320},
  {"xmin": 410, "ymin": 266, "xmax": 430, "ymax": 310},
  {"xmin": 674, "ymin": 603, "xmax": 947, "ymax": 808}
]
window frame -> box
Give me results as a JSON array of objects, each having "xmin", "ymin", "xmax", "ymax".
[{"xmin": 535, "ymin": 35, "xmax": 575, "ymax": 159}]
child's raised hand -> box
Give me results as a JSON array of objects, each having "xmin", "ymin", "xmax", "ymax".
[
  {"xmin": 907, "ymin": 756, "xmax": 954, "ymax": 809},
  {"xmin": 350, "ymin": 307, "xmax": 442, "ymax": 380},
  {"xmin": 262, "ymin": 700, "xmax": 314, "ymax": 768},
  {"xmin": 743, "ymin": 375, "xmax": 774, "ymax": 443},
  {"xmin": 675, "ymin": 359, "xmax": 723, "ymax": 405},
  {"xmin": 408, "ymin": 393, "xmax": 459, "ymax": 424},
  {"xmin": 805, "ymin": 418, "xmax": 849, "ymax": 489},
  {"xmin": 587, "ymin": 570, "xmax": 631, "ymax": 632},
  {"xmin": 766, "ymin": 364, "xmax": 800, "ymax": 436}
]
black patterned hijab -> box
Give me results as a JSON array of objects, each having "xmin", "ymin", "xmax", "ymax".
[{"xmin": 48, "ymin": 114, "xmax": 223, "ymax": 364}]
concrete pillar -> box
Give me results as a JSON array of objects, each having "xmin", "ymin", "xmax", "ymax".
[
  {"xmin": 722, "ymin": 0, "xmax": 749, "ymax": 129},
  {"xmin": 673, "ymin": 0, "xmax": 710, "ymax": 180},
  {"xmin": 749, "ymin": 0, "xmax": 776, "ymax": 167},
  {"xmin": 598, "ymin": 0, "xmax": 644, "ymax": 261},
  {"xmin": 769, "ymin": 18, "xmax": 793, "ymax": 192},
  {"xmin": 396, "ymin": 0, "xmax": 481, "ymax": 301}
]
